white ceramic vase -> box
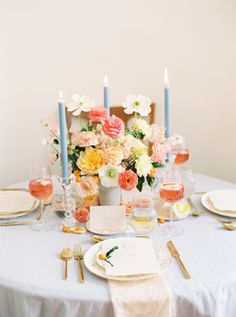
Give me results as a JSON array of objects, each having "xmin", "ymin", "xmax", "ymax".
[{"xmin": 99, "ymin": 185, "xmax": 121, "ymax": 206}]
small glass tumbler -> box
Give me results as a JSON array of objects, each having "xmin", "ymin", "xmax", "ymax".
[{"xmin": 131, "ymin": 194, "xmax": 157, "ymax": 235}]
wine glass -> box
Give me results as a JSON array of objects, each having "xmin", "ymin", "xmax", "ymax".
[
  {"xmin": 29, "ymin": 166, "xmax": 54, "ymax": 231},
  {"xmin": 159, "ymin": 164, "xmax": 184, "ymax": 236},
  {"xmin": 172, "ymin": 137, "xmax": 189, "ymax": 165}
]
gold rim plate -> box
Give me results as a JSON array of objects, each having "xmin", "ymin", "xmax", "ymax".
[
  {"xmin": 201, "ymin": 191, "xmax": 236, "ymax": 218},
  {"xmin": 0, "ymin": 188, "xmax": 39, "ymax": 219},
  {"xmin": 86, "ymin": 221, "xmax": 128, "ymax": 235},
  {"xmin": 84, "ymin": 238, "xmax": 171, "ymax": 281}
]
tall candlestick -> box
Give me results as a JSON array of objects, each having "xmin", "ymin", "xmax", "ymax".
[
  {"xmin": 58, "ymin": 91, "xmax": 69, "ymax": 182},
  {"xmin": 164, "ymin": 68, "xmax": 171, "ymax": 138},
  {"xmin": 104, "ymin": 75, "xmax": 110, "ymax": 115}
]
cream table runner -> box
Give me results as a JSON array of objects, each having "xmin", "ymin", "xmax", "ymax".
[{"xmin": 109, "ymin": 274, "xmax": 172, "ymax": 317}]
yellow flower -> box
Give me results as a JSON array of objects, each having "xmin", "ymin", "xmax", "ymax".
[
  {"xmin": 131, "ymin": 144, "xmax": 147, "ymax": 158},
  {"xmin": 77, "ymin": 147, "xmax": 105, "ymax": 174},
  {"xmin": 148, "ymin": 168, "xmax": 156, "ymax": 177},
  {"xmin": 83, "ymin": 194, "xmax": 97, "ymax": 203}
]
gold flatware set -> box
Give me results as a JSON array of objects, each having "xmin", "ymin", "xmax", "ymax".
[{"xmin": 60, "ymin": 244, "xmax": 84, "ymax": 282}]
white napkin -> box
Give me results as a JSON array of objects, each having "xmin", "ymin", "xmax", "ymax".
[
  {"xmin": 101, "ymin": 237, "xmax": 160, "ymax": 277},
  {"xmin": 208, "ymin": 190, "xmax": 236, "ymax": 211},
  {"xmin": 0, "ymin": 191, "xmax": 35, "ymax": 213},
  {"xmin": 90, "ymin": 206, "xmax": 126, "ymax": 233}
]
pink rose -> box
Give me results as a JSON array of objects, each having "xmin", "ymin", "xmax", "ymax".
[
  {"xmin": 89, "ymin": 107, "xmax": 107, "ymax": 123},
  {"xmin": 71, "ymin": 131, "xmax": 99, "ymax": 147},
  {"xmin": 74, "ymin": 204, "xmax": 90, "ymax": 223},
  {"xmin": 119, "ymin": 170, "xmax": 138, "ymax": 191},
  {"xmin": 103, "ymin": 115, "xmax": 124, "ymax": 138},
  {"xmin": 152, "ymin": 143, "xmax": 171, "ymax": 163}
]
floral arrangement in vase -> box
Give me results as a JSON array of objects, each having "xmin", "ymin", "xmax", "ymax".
[{"xmin": 42, "ymin": 94, "xmax": 177, "ymax": 206}]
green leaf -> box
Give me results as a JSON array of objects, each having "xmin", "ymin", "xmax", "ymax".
[
  {"xmin": 125, "ymin": 129, "xmax": 144, "ymax": 140},
  {"xmin": 106, "ymin": 246, "xmax": 119, "ymax": 258},
  {"xmin": 146, "ymin": 175, "xmax": 155, "ymax": 188},
  {"xmin": 80, "ymin": 121, "xmax": 93, "ymax": 132},
  {"xmin": 152, "ymin": 162, "xmax": 165, "ymax": 168},
  {"xmin": 136, "ymin": 176, "xmax": 145, "ymax": 192},
  {"xmin": 88, "ymin": 121, "xmax": 93, "ymax": 131}
]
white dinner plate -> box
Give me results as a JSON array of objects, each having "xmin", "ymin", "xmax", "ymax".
[
  {"xmin": 0, "ymin": 189, "xmax": 39, "ymax": 219},
  {"xmin": 201, "ymin": 190, "xmax": 236, "ymax": 218},
  {"xmin": 84, "ymin": 238, "xmax": 171, "ymax": 281},
  {"xmin": 86, "ymin": 220, "xmax": 128, "ymax": 235}
]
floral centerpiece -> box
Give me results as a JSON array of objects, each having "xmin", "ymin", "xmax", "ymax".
[{"xmin": 42, "ymin": 94, "xmax": 175, "ymax": 206}]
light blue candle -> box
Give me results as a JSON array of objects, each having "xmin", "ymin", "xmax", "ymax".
[
  {"xmin": 164, "ymin": 68, "xmax": 171, "ymax": 138},
  {"xmin": 104, "ymin": 75, "xmax": 110, "ymax": 115},
  {"xmin": 58, "ymin": 91, "xmax": 69, "ymax": 182}
]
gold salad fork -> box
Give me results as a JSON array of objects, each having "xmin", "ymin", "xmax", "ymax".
[{"xmin": 74, "ymin": 243, "xmax": 84, "ymax": 283}]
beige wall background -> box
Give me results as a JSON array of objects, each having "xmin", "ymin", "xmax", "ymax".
[{"xmin": 1, "ymin": 0, "xmax": 236, "ymax": 187}]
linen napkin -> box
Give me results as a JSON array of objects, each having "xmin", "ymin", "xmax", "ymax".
[
  {"xmin": 109, "ymin": 273, "xmax": 172, "ymax": 317},
  {"xmin": 101, "ymin": 237, "xmax": 160, "ymax": 277},
  {"xmin": 0, "ymin": 191, "xmax": 35, "ymax": 213},
  {"xmin": 208, "ymin": 190, "xmax": 236, "ymax": 211},
  {"xmin": 90, "ymin": 206, "xmax": 126, "ymax": 233}
]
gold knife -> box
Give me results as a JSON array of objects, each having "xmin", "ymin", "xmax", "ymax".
[
  {"xmin": 0, "ymin": 221, "xmax": 33, "ymax": 226},
  {"xmin": 167, "ymin": 240, "xmax": 191, "ymax": 279}
]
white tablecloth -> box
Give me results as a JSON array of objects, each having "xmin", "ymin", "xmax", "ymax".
[{"xmin": 0, "ymin": 173, "xmax": 236, "ymax": 317}]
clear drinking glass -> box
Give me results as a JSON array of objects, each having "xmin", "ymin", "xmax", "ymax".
[
  {"xmin": 29, "ymin": 166, "xmax": 54, "ymax": 231},
  {"xmin": 131, "ymin": 194, "xmax": 157, "ymax": 235},
  {"xmin": 159, "ymin": 164, "xmax": 184, "ymax": 236}
]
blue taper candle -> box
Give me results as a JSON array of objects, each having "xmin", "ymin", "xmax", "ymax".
[
  {"xmin": 58, "ymin": 91, "xmax": 69, "ymax": 182},
  {"xmin": 104, "ymin": 75, "xmax": 110, "ymax": 115},
  {"xmin": 164, "ymin": 68, "xmax": 171, "ymax": 138}
]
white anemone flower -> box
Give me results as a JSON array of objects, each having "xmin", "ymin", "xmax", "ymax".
[
  {"xmin": 122, "ymin": 95, "xmax": 152, "ymax": 116},
  {"xmin": 67, "ymin": 94, "xmax": 95, "ymax": 116},
  {"xmin": 98, "ymin": 164, "xmax": 124, "ymax": 187},
  {"xmin": 135, "ymin": 154, "xmax": 152, "ymax": 177}
]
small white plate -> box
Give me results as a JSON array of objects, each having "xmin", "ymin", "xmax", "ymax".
[
  {"xmin": 201, "ymin": 190, "xmax": 236, "ymax": 218},
  {"xmin": 0, "ymin": 189, "xmax": 39, "ymax": 219},
  {"xmin": 86, "ymin": 220, "xmax": 128, "ymax": 235},
  {"xmin": 84, "ymin": 238, "xmax": 171, "ymax": 281}
]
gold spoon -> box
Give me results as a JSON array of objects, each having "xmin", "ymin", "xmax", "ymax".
[{"xmin": 60, "ymin": 247, "xmax": 73, "ymax": 280}]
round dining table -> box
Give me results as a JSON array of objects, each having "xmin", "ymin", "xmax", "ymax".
[{"xmin": 0, "ymin": 173, "xmax": 236, "ymax": 317}]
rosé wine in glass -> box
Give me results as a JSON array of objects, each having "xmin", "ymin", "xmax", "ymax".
[
  {"xmin": 159, "ymin": 165, "xmax": 184, "ymax": 237},
  {"xmin": 160, "ymin": 183, "xmax": 184, "ymax": 203},
  {"xmin": 174, "ymin": 150, "xmax": 189, "ymax": 165},
  {"xmin": 29, "ymin": 178, "xmax": 53, "ymax": 200},
  {"xmin": 28, "ymin": 166, "xmax": 54, "ymax": 232}
]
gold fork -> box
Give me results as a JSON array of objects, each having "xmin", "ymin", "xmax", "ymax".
[{"xmin": 74, "ymin": 243, "xmax": 84, "ymax": 283}]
